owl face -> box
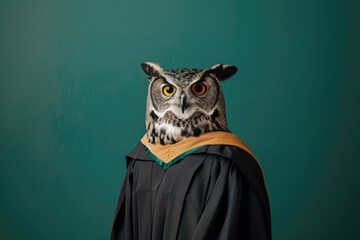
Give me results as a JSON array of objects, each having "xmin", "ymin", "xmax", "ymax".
[
  {"xmin": 142, "ymin": 62, "xmax": 238, "ymax": 144},
  {"xmin": 148, "ymin": 70, "xmax": 220, "ymax": 120}
]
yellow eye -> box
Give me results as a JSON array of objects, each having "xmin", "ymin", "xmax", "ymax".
[
  {"xmin": 191, "ymin": 83, "xmax": 206, "ymax": 95},
  {"xmin": 162, "ymin": 84, "xmax": 176, "ymax": 97}
]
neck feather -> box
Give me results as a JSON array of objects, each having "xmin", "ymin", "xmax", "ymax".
[{"xmin": 146, "ymin": 110, "xmax": 229, "ymax": 145}]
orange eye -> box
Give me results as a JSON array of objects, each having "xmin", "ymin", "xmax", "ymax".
[
  {"xmin": 162, "ymin": 84, "xmax": 176, "ymax": 97},
  {"xmin": 191, "ymin": 83, "xmax": 206, "ymax": 95}
]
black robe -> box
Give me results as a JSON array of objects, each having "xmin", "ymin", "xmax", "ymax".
[{"xmin": 111, "ymin": 133, "xmax": 271, "ymax": 240}]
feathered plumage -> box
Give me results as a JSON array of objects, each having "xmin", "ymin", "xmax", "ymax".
[{"xmin": 142, "ymin": 62, "xmax": 238, "ymax": 144}]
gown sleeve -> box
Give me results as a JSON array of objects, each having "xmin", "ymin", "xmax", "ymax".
[
  {"xmin": 110, "ymin": 160, "xmax": 134, "ymax": 240},
  {"xmin": 192, "ymin": 156, "xmax": 270, "ymax": 240}
]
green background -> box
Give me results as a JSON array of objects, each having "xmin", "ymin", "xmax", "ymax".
[{"xmin": 0, "ymin": 0, "xmax": 359, "ymax": 239}]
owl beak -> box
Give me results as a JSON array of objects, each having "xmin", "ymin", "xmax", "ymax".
[{"xmin": 180, "ymin": 92, "xmax": 187, "ymax": 114}]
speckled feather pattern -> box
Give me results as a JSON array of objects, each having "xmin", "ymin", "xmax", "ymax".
[
  {"xmin": 143, "ymin": 63, "xmax": 235, "ymax": 145},
  {"xmin": 146, "ymin": 110, "xmax": 229, "ymax": 145},
  {"xmin": 163, "ymin": 68, "xmax": 203, "ymax": 84}
]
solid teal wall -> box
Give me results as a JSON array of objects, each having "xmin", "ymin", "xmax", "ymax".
[{"xmin": 0, "ymin": 0, "xmax": 359, "ymax": 239}]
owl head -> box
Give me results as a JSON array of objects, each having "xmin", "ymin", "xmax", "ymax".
[{"xmin": 141, "ymin": 62, "xmax": 238, "ymax": 145}]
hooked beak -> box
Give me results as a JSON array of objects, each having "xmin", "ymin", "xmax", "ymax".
[{"xmin": 180, "ymin": 92, "xmax": 187, "ymax": 114}]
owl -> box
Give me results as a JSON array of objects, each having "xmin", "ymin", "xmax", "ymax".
[
  {"xmin": 141, "ymin": 62, "xmax": 238, "ymax": 145},
  {"xmin": 111, "ymin": 62, "xmax": 272, "ymax": 240}
]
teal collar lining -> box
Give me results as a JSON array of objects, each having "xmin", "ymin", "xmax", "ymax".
[{"xmin": 144, "ymin": 145, "xmax": 203, "ymax": 170}]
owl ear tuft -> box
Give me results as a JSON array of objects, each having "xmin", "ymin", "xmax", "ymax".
[
  {"xmin": 141, "ymin": 62, "xmax": 163, "ymax": 80},
  {"xmin": 209, "ymin": 64, "xmax": 238, "ymax": 81}
]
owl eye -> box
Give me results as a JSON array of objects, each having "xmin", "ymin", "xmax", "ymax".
[
  {"xmin": 191, "ymin": 83, "xmax": 206, "ymax": 95},
  {"xmin": 162, "ymin": 84, "xmax": 177, "ymax": 97}
]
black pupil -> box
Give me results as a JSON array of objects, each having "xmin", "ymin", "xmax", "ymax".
[
  {"xmin": 166, "ymin": 86, "xmax": 174, "ymax": 94},
  {"xmin": 194, "ymin": 84, "xmax": 203, "ymax": 93}
]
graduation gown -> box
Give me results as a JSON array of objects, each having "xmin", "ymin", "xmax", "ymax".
[{"xmin": 111, "ymin": 132, "xmax": 271, "ymax": 240}]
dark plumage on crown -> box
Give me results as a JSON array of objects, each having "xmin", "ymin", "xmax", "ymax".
[{"xmin": 163, "ymin": 68, "xmax": 203, "ymax": 84}]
